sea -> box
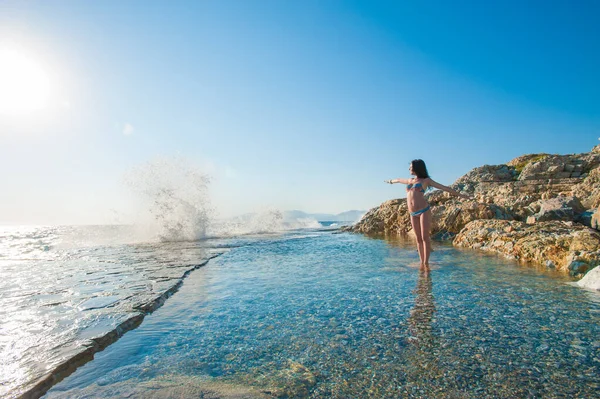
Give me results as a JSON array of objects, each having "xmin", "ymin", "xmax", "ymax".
[{"xmin": 1, "ymin": 221, "xmax": 599, "ymax": 399}]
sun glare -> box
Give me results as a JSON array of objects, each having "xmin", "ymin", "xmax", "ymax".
[{"xmin": 0, "ymin": 46, "xmax": 52, "ymax": 115}]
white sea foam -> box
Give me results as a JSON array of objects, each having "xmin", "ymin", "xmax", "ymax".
[
  {"xmin": 209, "ymin": 210, "xmax": 323, "ymax": 238},
  {"xmin": 124, "ymin": 157, "xmax": 213, "ymax": 242}
]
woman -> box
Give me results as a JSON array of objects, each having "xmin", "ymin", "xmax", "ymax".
[{"xmin": 385, "ymin": 159, "xmax": 471, "ymax": 268}]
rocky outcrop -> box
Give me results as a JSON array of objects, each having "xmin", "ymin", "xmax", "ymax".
[
  {"xmin": 349, "ymin": 199, "xmax": 410, "ymax": 235},
  {"xmin": 347, "ymin": 144, "xmax": 600, "ymax": 278},
  {"xmin": 455, "ymin": 152, "xmax": 600, "ymax": 221},
  {"xmin": 453, "ymin": 219, "xmax": 600, "ymax": 276}
]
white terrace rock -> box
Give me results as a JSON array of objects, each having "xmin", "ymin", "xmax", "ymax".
[{"xmin": 577, "ymin": 265, "xmax": 600, "ymax": 291}]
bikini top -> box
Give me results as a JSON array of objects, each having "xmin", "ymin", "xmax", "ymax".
[{"xmin": 406, "ymin": 180, "xmax": 426, "ymax": 193}]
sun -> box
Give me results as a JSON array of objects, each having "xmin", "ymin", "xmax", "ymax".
[{"xmin": 0, "ymin": 46, "xmax": 52, "ymax": 115}]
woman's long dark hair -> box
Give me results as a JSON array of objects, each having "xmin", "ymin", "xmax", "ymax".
[{"xmin": 411, "ymin": 159, "xmax": 430, "ymax": 179}]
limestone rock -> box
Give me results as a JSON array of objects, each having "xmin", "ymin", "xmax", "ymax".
[
  {"xmin": 430, "ymin": 200, "xmax": 512, "ymax": 239},
  {"xmin": 516, "ymin": 153, "xmax": 600, "ymax": 181},
  {"xmin": 347, "ymin": 193, "xmax": 511, "ymax": 239},
  {"xmin": 453, "ymin": 164, "xmax": 516, "ymax": 188},
  {"xmin": 526, "ymin": 196, "xmax": 585, "ymax": 223},
  {"xmin": 508, "ymin": 154, "xmax": 550, "ymax": 179},
  {"xmin": 454, "ymin": 219, "xmax": 600, "ymax": 275},
  {"xmin": 571, "ymin": 167, "xmax": 600, "ymax": 209},
  {"xmin": 577, "ymin": 266, "xmax": 600, "ymax": 290},
  {"xmin": 347, "ymin": 199, "xmax": 411, "ymax": 235}
]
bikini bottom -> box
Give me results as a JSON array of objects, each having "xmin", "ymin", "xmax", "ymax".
[{"xmin": 409, "ymin": 205, "xmax": 431, "ymax": 217}]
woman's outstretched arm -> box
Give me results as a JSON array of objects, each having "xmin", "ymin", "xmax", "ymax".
[
  {"xmin": 385, "ymin": 178, "xmax": 412, "ymax": 185},
  {"xmin": 426, "ymin": 178, "xmax": 472, "ymax": 199}
]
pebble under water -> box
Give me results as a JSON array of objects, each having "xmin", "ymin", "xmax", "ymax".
[{"xmin": 45, "ymin": 232, "xmax": 600, "ymax": 399}]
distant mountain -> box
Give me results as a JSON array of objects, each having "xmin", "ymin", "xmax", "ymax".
[
  {"xmin": 283, "ymin": 210, "xmax": 365, "ymax": 222},
  {"xmin": 334, "ymin": 210, "xmax": 366, "ymax": 222}
]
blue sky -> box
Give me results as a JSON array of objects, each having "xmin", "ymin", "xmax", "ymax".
[{"xmin": 1, "ymin": 0, "xmax": 598, "ymax": 224}]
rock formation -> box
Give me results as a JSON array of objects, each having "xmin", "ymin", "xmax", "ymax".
[
  {"xmin": 345, "ymin": 144, "xmax": 600, "ymax": 284},
  {"xmin": 453, "ymin": 219, "xmax": 600, "ymax": 275}
]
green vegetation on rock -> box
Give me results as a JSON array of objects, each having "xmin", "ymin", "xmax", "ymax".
[{"xmin": 511, "ymin": 154, "xmax": 549, "ymax": 175}]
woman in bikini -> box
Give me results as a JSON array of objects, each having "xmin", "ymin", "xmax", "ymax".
[{"xmin": 385, "ymin": 159, "xmax": 471, "ymax": 268}]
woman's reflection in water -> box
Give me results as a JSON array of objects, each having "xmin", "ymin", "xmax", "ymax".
[
  {"xmin": 406, "ymin": 268, "xmax": 444, "ymax": 397},
  {"xmin": 408, "ymin": 267, "xmax": 435, "ymax": 347}
]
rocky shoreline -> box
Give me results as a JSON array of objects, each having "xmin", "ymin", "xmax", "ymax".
[{"xmin": 344, "ymin": 145, "xmax": 600, "ymax": 290}]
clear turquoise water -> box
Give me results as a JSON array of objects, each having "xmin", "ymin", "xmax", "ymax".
[{"xmin": 45, "ymin": 232, "xmax": 600, "ymax": 398}]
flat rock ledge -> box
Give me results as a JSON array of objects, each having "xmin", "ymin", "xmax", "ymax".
[{"xmin": 453, "ymin": 219, "xmax": 600, "ymax": 276}]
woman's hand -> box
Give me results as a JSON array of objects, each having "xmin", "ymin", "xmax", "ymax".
[{"xmin": 384, "ymin": 180, "xmax": 393, "ymax": 184}]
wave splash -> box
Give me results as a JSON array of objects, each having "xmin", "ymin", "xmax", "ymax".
[
  {"xmin": 125, "ymin": 157, "xmax": 213, "ymax": 242},
  {"xmin": 124, "ymin": 158, "xmax": 325, "ymax": 242}
]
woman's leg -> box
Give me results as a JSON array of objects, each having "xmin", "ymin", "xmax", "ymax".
[
  {"xmin": 420, "ymin": 210, "xmax": 432, "ymax": 266},
  {"xmin": 411, "ymin": 215, "xmax": 425, "ymax": 266}
]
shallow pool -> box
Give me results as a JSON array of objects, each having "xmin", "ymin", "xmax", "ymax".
[{"xmin": 46, "ymin": 232, "xmax": 600, "ymax": 398}]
